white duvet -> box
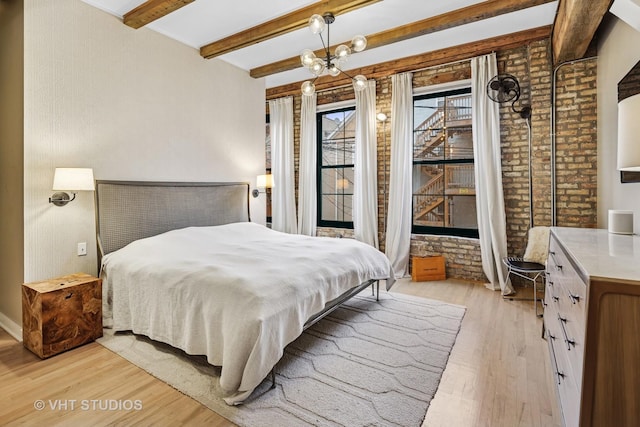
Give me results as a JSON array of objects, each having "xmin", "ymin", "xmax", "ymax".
[{"xmin": 100, "ymin": 222, "xmax": 392, "ymax": 404}]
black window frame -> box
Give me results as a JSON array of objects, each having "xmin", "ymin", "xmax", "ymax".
[
  {"xmin": 412, "ymin": 87, "xmax": 479, "ymax": 239},
  {"xmin": 316, "ymin": 106, "xmax": 355, "ymax": 229}
]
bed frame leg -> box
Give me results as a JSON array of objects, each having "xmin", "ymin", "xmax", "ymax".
[{"xmin": 270, "ymin": 369, "xmax": 276, "ymax": 390}]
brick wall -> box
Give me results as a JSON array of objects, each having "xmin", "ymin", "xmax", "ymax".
[
  {"xmin": 551, "ymin": 58, "xmax": 598, "ymax": 230},
  {"xmin": 276, "ymin": 37, "xmax": 598, "ymax": 283},
  {"xmin": 410, "ymin": 234, "xmax": 484, "ymax": 283}
]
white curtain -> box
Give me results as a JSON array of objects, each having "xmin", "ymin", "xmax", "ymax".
[
  {"xmin": 354, "ymin": 80, "xmax": 379, "ymax": 247},
  {"xmin": 269, "ymin": 97, "xmax": 298, "ymax": 234},
  {"xmin": 470, "ymin": 53, "xmax": 512, "ymax": 294},
  {"xmin": 385, "ymin": 72, "xmax": 413, "ymax": 278},
  {"xmin": 298, "ymin": 93, "xmax": 317, "ymax": 236}
]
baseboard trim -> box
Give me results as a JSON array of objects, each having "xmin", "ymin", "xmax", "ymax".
[{"xmin": 0, "ymin": 311, "xmax": 22, "ymax": 342}]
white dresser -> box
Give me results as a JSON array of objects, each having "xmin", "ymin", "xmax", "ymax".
[{"xmin": 544, "ymin": 227, "xmax": 640, "ymax": 427}]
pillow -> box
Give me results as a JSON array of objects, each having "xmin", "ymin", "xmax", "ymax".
[{"xmin": 523, "ymin": 226, "xmax": 551, "ymax": 265}]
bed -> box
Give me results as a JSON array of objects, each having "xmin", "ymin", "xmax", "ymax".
[{"xmin": 96, "ymin": 180, "xmax": 393, "ymax": 405}]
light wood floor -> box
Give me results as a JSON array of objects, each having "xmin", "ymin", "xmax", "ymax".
[{"xmin": 0, "ymin": 279, "xmax": 562, "ymax": 426}]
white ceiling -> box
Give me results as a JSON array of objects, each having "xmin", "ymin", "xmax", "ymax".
[{"xmin": 82, "ymin": 0, "xmax": 559, "ymax": 89}]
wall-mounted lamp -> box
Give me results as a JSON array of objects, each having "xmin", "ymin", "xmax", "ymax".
[
  {"xmin": 252, "ymin": 174, "xmax": 273, "ymax": 198},
  {"xmin": 618, "ymin": 93, "xmax": 640, "ymax": 172},
  {"xmin": 49, "ymin": 168, "xmax": 95, "ymax": 207}
]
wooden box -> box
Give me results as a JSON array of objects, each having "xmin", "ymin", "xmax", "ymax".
[
  {"xmin": 22, "ymin": 273, "xmax": 102, "ymax": 358},
  {"xmin": 412, "ymin": 256, "xmax": 446, "ymax": 282}
]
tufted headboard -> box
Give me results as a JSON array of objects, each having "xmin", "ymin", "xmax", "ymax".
[{"xmin": 95, "ymin": 180, "xmax": 250, "ymax": 259}]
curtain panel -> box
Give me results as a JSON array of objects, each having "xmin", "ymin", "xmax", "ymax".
[
  {"xmin": 470, "ymin": 53, "xmax": 512, "ymax": 294},
  {"xmin": 354, "ymin": 80, "xmax": 379, "ymax": 247},
  {"xmin": 269, "ymin": 97, "xmax": 298, "ymax": 234},
  {"xmin": 298, "ymin": 93, "xmax": 317, "ymax": 236},
  {"xmin": 385, "ymin": 72, "xmax": 413, "ymax": 278}
]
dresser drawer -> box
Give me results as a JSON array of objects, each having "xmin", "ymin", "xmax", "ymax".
[
  {"xmin": 548, "ymin": 236, "xmax": 586, "ymax": 328},
  {"xmin": 544, "ymin": 273, "xmax": 561, "ymax": 312},
  {"xmin": 554, "ymin": 291, "xmax": 585, "ymax": 387},
  {"xmin": 546, "ymin": 318, "xmax": 580, "ymax": 427}
]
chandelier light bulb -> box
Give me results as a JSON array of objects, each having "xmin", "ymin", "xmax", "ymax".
[
  {"xmin": 351, "ymin": 35, "xmax": 367, "ymax": 52},
  {"xmin": 300, "ymin": 49, "xmax": 316, "ymax": 67},
  {"xmin": 353, "ymin": 75, "xmax": 367, "ymax": 91},
  {"xmin": 301, "ymin": 81, "xmax": 316, "ymax": 96},
  {"xmin": 308, "ymin": 14, "xmax": 325, "ymax": 34},
  {"xmin": 310, "ymin": 58, "xmax": 326, "ymax": 76},
  {"xmin": 328, "ymin": 60, "xmax": 341, "ymax": 77},
  {"xmin": 334, "ymin": 44, "xmax": 351, "ymax": 62}
]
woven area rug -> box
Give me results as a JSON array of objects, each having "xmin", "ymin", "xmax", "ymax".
[{"xmin": 97, "ymin": 291, "xmax": 465, "ymax": 426}]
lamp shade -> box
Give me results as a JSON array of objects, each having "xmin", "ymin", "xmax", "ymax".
[
  {"xmin": 52, "ymin": 168, "xmax": 95, "ymax": 191},
  {"xmin": 617, "ymin": 93, "xmax": 640, "ymax": 171},
  {"xmin": 256, "ymin": 174, "xmax": 273, "ymax": 189}
]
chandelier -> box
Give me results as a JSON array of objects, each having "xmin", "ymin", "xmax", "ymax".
[{"xmin": 300, "ymin": 12, "xmax": 368, "ymax": 96}]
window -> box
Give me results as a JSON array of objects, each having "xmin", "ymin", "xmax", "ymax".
[
  {"xmin": 317, "ymin": 106, "xmax": 355, "ymax": 228},
  {"xmin": 413, "ymin": 87, "xmax": 478, "ymax": 238}
]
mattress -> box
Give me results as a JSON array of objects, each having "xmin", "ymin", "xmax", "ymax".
[{"xmin": 100, "ymin": 222, "xmax": 392, "ymax": 404}]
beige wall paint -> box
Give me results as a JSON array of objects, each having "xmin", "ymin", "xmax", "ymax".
[
  {"xmin": 598, "ymin": 15, "xmax": 640, "ymax": 231},
  {"xmin": 0, "ymin": 0, "xmax": 25, "ymax": 336},
  {"xmin": 14, "ymin": 0, "xmax": 265, "ymax": 326}
]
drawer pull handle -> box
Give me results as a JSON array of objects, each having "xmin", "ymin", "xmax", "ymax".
[
  {"xmin": 547, "ymin": 333, "xmax": 564, "ymax": 384},
  {"xmin": 549, "ymin": 251, "xmax": 563, "ymax": 271},
  {"xmin": 65, "ymin": 292, "xmax": 73, "ymax": 300},
  {"xmin": 558, "ymin": 314, "xmax": 576, "ymax": 350},
  {"xmin": 568, "ymin": 292, "xmax": 581, "ymax": 304}
]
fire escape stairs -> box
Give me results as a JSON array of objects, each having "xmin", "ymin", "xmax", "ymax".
[
  {"xmin": 415, "ymin": 110, "xmax": 445, "ymax": 159},
  {"xmin": 415, "ymin": 171, "xmax": 444, "ymax": 222}
]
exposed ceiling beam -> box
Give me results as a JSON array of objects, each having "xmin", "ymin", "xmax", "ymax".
[
  {"xmin": 552, "ymin": 0, "xmax": 613, "ymax": 64},
  {"xmin": 123, "ymin": 0, "xmax": 195, "ymax": 29},
  {"xmin": 199, "ymin": 0, "xmax": 381, "ymax": 60},
  {"xmin": 266, "ymin": 25, "xmax": 552, "ymax": 99},
  {"xmin": 253, "ymin": 0, "xmax": 555, "ymax": 79}
]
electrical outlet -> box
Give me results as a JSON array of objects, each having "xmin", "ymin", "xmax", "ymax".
[{"xmin": 77, "ymin": 242, "xmax": 87, "ymax": 256}]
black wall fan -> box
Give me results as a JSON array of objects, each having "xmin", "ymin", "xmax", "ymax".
[{"xmin": 487, "ymin": 74, "xmax": 531, "ymax": 120}]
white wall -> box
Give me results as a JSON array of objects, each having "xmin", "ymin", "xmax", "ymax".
[
  {"xmin": 22, "ymin": 0, "xmax": 265, "ymax": 297},
  {"xmin": 597, "ymin": 15, "xmax": 640, "ymax": 231}
]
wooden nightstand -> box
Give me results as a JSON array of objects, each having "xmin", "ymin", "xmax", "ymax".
[{"xmin": 22, "ymin": 273, "xmax": 102, "ymax": 358}]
